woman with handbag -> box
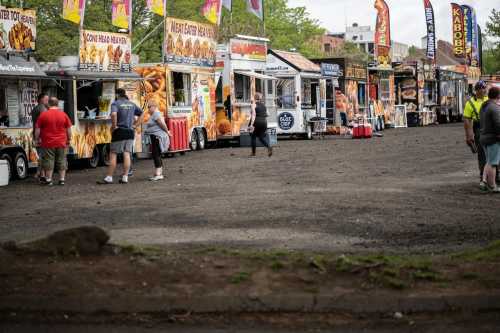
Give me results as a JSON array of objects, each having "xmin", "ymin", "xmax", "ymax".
[
  {"xmin": 144, "ymin": 101, "xmax": 171, "ymax": 181},
  {"xmin": 249, "ymin": 93, "xmax": 272, "ymax": 157}
]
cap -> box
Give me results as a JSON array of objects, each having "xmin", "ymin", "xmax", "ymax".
[{"xmin": 475, "ymin": 80, "xmax": 487, "ymax": 91}]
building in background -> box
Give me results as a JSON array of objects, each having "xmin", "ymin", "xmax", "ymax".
[
  {"xmin": 390, "ymin": 41, "xmax": 409, "ymax": 62},
  {"xmin": 315, "ymin": 33, "xmax": 345, "ymax": 56},
  {"xmin": 345, "ymin": 23, "xmax": 375, "ymax": 55}
]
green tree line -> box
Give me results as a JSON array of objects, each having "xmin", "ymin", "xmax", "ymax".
[{"xmin": 0, "ymin": 0, "xmax": 327, "ymax": 63}]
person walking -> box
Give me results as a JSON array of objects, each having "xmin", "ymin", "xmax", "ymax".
[
  {"xmin": 144, "ymin": 101, "xmax": 171, "ymax": 181},
  {"xmin": 479, "ymin": 86, "xmax": 500, "ymax": 193},
  {"xmin": 98, "ymin": 88, "xmax": 142, "ymax": 185},
  {"xmin": 249, "ymin": 92, "xmax": 272, "ymax": 157},
  {"xmin": 32, "ymin": 93, "xmax": 49, "ymax": 181},
  {"xmin": 34, "ymin": 97, "xmax": 72, "ymax": 186},
  {"xmin": 463, "ymin": 81, "xmax": 495, "ymax": 188}
]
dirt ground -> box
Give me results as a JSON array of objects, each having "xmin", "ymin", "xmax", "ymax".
[{"xmin": 0, "ymin": 124, "xmax": 499, "ymax": 253}]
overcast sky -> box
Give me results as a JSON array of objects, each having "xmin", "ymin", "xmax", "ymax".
[{"xmin": 287, "ymin": 0, "xmax": 497, "ymax": 47}]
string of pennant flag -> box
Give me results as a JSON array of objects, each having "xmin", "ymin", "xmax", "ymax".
[
  {"xmin": 61, "ymin": 0, "xmax": 480, "ymax": 68},
  {"xmin": 62, "ymin": 0, "xmax": 263, "ymax": 30}
]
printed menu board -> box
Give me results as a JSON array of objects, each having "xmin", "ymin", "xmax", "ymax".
[
  {"xmin": 79, "ymin": 29, "xmax": 132, "ymax": 72},
  {"xmin": 164, "ymin": 17, "xmax": 216, "ymax": 68},
  {"xmin": 7, "ymin": 85, "xmax": 20, "ymax": 127},
  {"xmin": 0, "ymin": 6, "xmax": 37, "ymax": 52},
  {"xmin": 230, "ymin": 38, "xmax": 267, "ymax": 62}
]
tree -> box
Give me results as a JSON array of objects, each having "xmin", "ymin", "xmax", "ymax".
[
  {"xmin": 483, "ymin": 9, "xmax": 500, "ymax": 74},
  {"xmin": 319, "ymin": 41, "xmax": 371, "ymax": 63}
]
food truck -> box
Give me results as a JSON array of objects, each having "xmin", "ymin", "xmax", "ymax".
[
  {"xmin": 0, "ymin": 7, "xmax": 46, "ymax": 179},
  {"xmin": 135, "ymin": 17, "xmax": 217, "ymax": 154},
  {"xmin": 311, "ymin": 57, "xmax": 368, "ymax": 129},
  {"xmin": 393, "ymin": 60, "xmax": 437, "ymax": 126},
  {"xmin": 216, "ymin": 35, "xmax": 277, "ymax": 143},
  {"xmin": 436, "ymin": 67, "xmax": 466, "ymax": 123},
  {"xmin": 266, "ymin": 49, "xmax": 327, "ymax": 139},
  {"xmin": 43, "ymin": 29, "xmax": 141, "ymax": 168},
  {"xmin": 368, "ymin": 64, "xmax": 396, "ymax": 128}
]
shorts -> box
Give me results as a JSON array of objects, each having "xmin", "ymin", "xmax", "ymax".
[
  {"xmin": 36, "ymin": 147, "xmax": 44, "ymax": 161},
  {"xmin": 41, "ymin": 148, "xmax": 68, "ymax": 171},
  {"xmin": 110, "ymin": 140, "xmax": 134, "ymax": 154},
  {"xmin": 485, "ymin": 143, "xmax": 500, "ymax": 166}
]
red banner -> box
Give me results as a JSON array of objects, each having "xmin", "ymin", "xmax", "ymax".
[
  {"xmin": 374, "ymin": 0, "xmax": 391, "ymax": 66},
  {"xmin": 451, "ymin": 3, "xmax": 465, "ymax": 58}
]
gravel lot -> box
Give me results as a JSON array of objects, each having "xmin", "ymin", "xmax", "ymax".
[{"xmin": 0, "ymin": 124, "xmax": 498, "ymax": 253}]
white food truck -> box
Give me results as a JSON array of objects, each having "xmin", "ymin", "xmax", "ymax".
[{"xmin": 266, "ymin": 49, "xmax": 326, "ymax": 139}]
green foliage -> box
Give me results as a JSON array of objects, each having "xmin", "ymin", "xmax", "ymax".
[
  {"xmin": 484, "ymin": 9, "xmax": 500, "ymax": 74},
  {"xmin": 1, "ymin": 0, "xmax": 325, "ymax": 63}
]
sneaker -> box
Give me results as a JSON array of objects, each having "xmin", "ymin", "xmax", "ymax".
[
  {"xmin": 149, "ymin": 175, "xmax": 164, "ymax": 181},
  {"xmin": 491, "ymin": 186, "xmax": 500, "ymax": 194},
  {"xmin": 58, "ymin": 180, "xmax": 65, "ymax": 186},
  {"xmin": 39, "ymin": 176, "xmax": 46, "ymax": 184},
  {"xmin": 268, "ymin": 147, "xmax": 273, "ymax": 157},
  {"xmin": 41, "ymin": 179, "xmax": 53, "ymax": 186},
  {"xmin": 119, "ymin": 178, "xmax": 128, "ymax": 184},
  {"xmin": 479, "ymin": 181, "xmax": 489, "ymax": 192},
  {"xmin": 128, "ymin": 170, "xmax": 134, "ymax": 177}
]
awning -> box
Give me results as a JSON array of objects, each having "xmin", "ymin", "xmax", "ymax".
[
  {"xmin": 0, "ymin": 54, "xmax": 46, "ymax": 78},
  {"xmin": 234, "ymin": 71, "xmax": 277, "ymax": 81},
  {"xmin": 45, "ymin": 70, "xmax": 142, "ymax": 81}
]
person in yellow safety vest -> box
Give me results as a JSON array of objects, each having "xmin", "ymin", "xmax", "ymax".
[{"xmin": 463, "ymin": 81, "xmax": 498, "ymax": 189}]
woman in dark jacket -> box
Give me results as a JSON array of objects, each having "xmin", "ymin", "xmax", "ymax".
[
  {"xmin": 249, "ymin": 93, "xmax": 272, "ymax": 157},
  {"xmin": 479, "ymin": 86, "xmax": 500, "ymax": 193}
]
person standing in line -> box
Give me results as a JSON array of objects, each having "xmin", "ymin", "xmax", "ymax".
[
  {"xmin": 463, "ymin": 81, "xmax": 496, "ymax": 189},
  {"xmin": 34, "ymin": 97, "xmax": 72, "ymax": 186},
  {"xmin": 479, "ymin": 86, "xmax": 500, "ymax": 193},
  {"xmin": 249, "ymin": 93, "xmax": 273, "ymax": 157},
  {"xmin": 144, "ymin": 101, "xmax": 171, "ymax": 181},
  {"xmin": 32, "ymin": 93, "xmax": 49, "ymax": 182},
  {"xmin": 98, "ymin": 88, "xmax": 142, "ymax": 185}
]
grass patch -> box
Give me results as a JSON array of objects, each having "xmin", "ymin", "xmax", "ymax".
[
  {"xmin": 454, "ymin": 241, "xmax": 500, "ymax": 262},
  {"xmin": 270, "ymin": 260, "xmax": 285, "ymax": 271},
  {"xmin": 230, "ymin": 272, "xmax": 251, "ymax": 284},
  {"xmin": 460, "ymin": 272, "xmax": 479, "ymax": 280},
  {"xmin": 119, "ymin": 244, "xmax": 164, "ymax": 257}
]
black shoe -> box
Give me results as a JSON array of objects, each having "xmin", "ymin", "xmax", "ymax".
[
  {"xmin": 39, "ymin": 176, "xmax": 46, "ymax": 184},
  {"xmin": 58, "ymin": 180, "xmax": 65, "ymax": 186},
  {"xmin": 119, "ymin": 178, "xmax": 128, "ymax": 184},
  {"xmin": 96, "ymin": 179, "xmax": 113, "ymax": 185},
  {"xmin": 41, "ymin": 179, "xmax": 53, "ymax": 186}
]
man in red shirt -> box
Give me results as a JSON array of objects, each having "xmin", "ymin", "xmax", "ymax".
[{"xmin": 34, "ymin": 97, "xmax": 72, "ymax": 186}]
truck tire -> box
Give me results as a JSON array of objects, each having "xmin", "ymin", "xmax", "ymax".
[
  {"xmin": 13, "ymin": 153, "xmax": 28, "ymax": 180},
  {"xmin": 197, "ymin": 129, "xmax": 206, "ymax": 150},
  {"xmin": 1, "ymin": 153, "xmax": 12, "ymax": 180},
  {"xmin": 190, "ymin": 130, "xmax": 198, "ymax": 151},
  {"xmin": 306, "ymin": 124, "xmax": 313, "ymax": 140}
]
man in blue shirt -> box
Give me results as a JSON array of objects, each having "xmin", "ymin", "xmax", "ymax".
[{"xmin": 98, "ymin": 88, "xmax": 142, "ymax": 185}]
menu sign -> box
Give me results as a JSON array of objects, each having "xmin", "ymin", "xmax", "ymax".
[
  {"xmin": 230, "ymin": 38, "xmax": 267, "ymax": 62},
  {"xmin": 0, "ymin": 7, "xmax": 36, "ymax": 52},
  {"xmin": 451, "ymin": 3, "xmax": 465, "ymax": 58},
  {"xmin": 21, "ymin": 81, "xmax": 38, "ymax": 125},
  {"xmin": 164, "ymin": 17, "xmax": 216, "ymax": 68},
  {"xmin": 7, "ymin": 85, "xmax": 20, "ymax": 127},
  {"xmin": 79, "ymin": 29, "xmax": 132, "ymax": 72}
]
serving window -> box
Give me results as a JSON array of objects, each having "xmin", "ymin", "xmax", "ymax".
[
  {"xmin": 276, "ymin": 78, "xmax": 295, "ymax": 109},
  {"xmin": 379, "ymin": 79, "xmax": 391, "ymax": 101},
  {"xmin": 424, "ymin": 81, "xmax": 437, "ymax": 105},
  {"xmin": 234, "ymin": 73, "xmax": 251, "ymax": 103},
  {"xmin": 0, "ymin": 80, "xmax": 39, "ymax": 128},
  {"xmin": 170, "ymin": 71, "xmax": 192, "ymax": 107}
]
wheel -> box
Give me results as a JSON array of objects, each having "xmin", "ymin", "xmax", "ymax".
[
  {"xmin": 100, "ymin": 144, "xmax": 111, "ymax": 166},
  {"xmin": 13, "ymin": 153, "xmax": 28, "ymax": 180},
  {"xmin": 306, "ymin": 124, "xmax": 313, "ymax": 140},
  {"xmin": 88, "ymin": 146, "xmax": 100, "ymax": 168},
  {"xmin": 197, "ymin": 130, "xmax": 206, "ymax": 150},
  {"xmin": 190, "ymin": 130, "xmax": 198, "ymax": 151},
  {"xmin": 0, "ymin": 153, "xmax": 12, "ymax": 180}
]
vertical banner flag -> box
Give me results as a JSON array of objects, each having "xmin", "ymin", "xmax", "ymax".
[
  {"xmin": 451, "ymin": 3, "xmax": 465, "ymax": 58},
  {"xmin": 477, "ymin": 25, "xmax": 482, "ymax": 69},
  {"xmin": 423, "ymin": 0, "xmax": 436, "ymax": 61},
  {"xmin": 246, "ymin": 0, "xmax": 263, "ymax": 20},
  {"xmin": 201, "ymin": 0, "xmax": 222, "ymax": 25},
  {"xmin": 112, "ymin": 0, "xmax": 132, "ymax": 30},
  {"xmin": 62, "ymin": 0, "xmax": 86, "ymax": 25},
  {"xmin": 374, "ymin": 0, "xmax": 391, "ymax": 66},
  {"xmin": 222, "ymin": 0, "xmax": 232, "ymax": 10},
  {"xmin": 146, "ymin": 0, "xmax": 165, "ymax": 16},
  {"xmin": 462, "ymin": 5, "xmax": 473, "ymax": 65},
  {"xmin": 471, "ymin": 8, "xmax": 480, "ymax": 67}
]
